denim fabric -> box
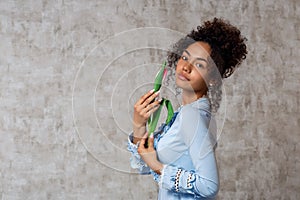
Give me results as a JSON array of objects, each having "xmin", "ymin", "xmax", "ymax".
[{"xmin": 128, "ymin": 98, "xmax": 219, "ymax": 199}]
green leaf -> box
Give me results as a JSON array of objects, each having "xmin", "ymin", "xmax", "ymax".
[
  {"xmin": 147, "ymin": 61, "xmax": 173, "ymax": 139},
  {"xmin": 153, "ymin": 61, "xmax": 167, "ymax": 92},
  {"xmin": 148, "ymin": 99, "xmax": 164, "ymax": 137},
  {"xmin": 147, "ymin": 98, "xmax": 174, "ymax": 137},
  {"xmin": 164, "ymin": 99, "xmax": 174, "ymax": 124}
]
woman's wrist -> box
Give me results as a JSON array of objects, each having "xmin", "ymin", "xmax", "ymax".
[
  {"xmin": 151, "ymin": 161, "xmax": 164, "ymax": 175},
  {"xmin": 133, "ymin": 125, "xmax": 146, "ymax": 144},
  {"xmin": 133, "ymin": 135, "xmax": 143, "ymax": 144}
]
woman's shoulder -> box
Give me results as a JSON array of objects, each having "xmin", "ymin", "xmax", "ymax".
[
  {"xmin": 178, "ymin": 98, "xmax": 213, "ymax": 133},
  {"xmin": 180, "ymin": 97, "xmax": 211, "ymax": 117},
  {"xmin": 179, "ymin": 98, "xmax": 217, "ymax": 146}
]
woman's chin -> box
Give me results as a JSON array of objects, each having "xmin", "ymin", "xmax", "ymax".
[{"xmin": 176, "ymin": 81, "xmax": 192, "ymax": 91}]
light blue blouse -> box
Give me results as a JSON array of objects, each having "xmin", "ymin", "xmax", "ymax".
[{"xmin": 127, "ymin": 97, "xmax": 219, "ymax": 199}]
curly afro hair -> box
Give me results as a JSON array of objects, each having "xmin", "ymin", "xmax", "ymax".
[
  {"xmin": 167, "ymin": 17, "xmax": 247, "ymax": 79},
  {"xmin": 166, "ymin": 18, "xmax": 247, "ymax": 112}
]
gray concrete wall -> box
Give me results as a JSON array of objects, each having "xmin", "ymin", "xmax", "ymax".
[{"xmin": 0, "ymin": 0, "xmax": 299, "ymax": 199}]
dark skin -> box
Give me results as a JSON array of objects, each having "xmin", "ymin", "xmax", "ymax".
[
  {"xmin": 133, "ymin": 41, "xmax": 212, "ymax": 174},
  {"xmin": 132, "ymin": 89, "xmax": 161, "ymax": 144}
]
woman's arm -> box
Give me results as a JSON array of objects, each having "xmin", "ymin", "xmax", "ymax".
[
  {"xmin": 128, "ymin": 132, "xmax": 164, "ymax": 182},
  {"xmin": 129, "ymin": 120, "xmax": 169, "ymax": 181},
  {"xmin": 127, "ymin": 89, "xmax": 161, "ymax": 174},
  {"xmin": 132, "ymin": 89, "xmax": 161, "ymax": 144},
  {"xmin": 127, "ymin": 133, "xmax": 151, "ymax": 174},
  {"xmin": 137, "ymin": 132, "xmax": 164, "ymax": 174}
]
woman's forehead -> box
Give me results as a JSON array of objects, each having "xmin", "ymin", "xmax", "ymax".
[
  {"xmin": 185, "ymin": 41, "xmax": 211, "ymax": 57},
  {"xmin": 186, "ymin": 42, "xmax": 211, "ymax": 54}
]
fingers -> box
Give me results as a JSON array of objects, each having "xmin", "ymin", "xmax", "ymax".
[
  {"xmin": 134, "ymin": 90, "xmax": 162, "ymax": 121},
  {"xmin": 134, "ymin": 89, "xmax": 160, "ymax": 114},
  {"xmin": 136, "ymin": 102, "xmax": 161, "ymax": 123},
  {"xmin": 141, "ymin": 91, "xmax": 160, "ymax": 108},
  {"xmin": 133, "ymin": 89, "xmax": 161, "ymax": 140},
  {"xmin": 138, "ymin": 132, "xmax": 148, "ymax": 148},
  {"xmin": 148, "ymin": 133, "xmax": 154, "ymax": 149},
  {"xmin": 136, "ymin": 89, "xmax": 155, "ymax": 105},
  {"xmin": 143, "ymin": 99, "xmax": 162, "ymax": 114},
  {"xmin": 142, "ymin": 132, "xmax": 148, "ymax": 139},
  {"xmin": 138, "ymin": 132, "xmax": 155, "ymax": 152},
  {"xmin": 136, "ymin": 89, "xmax": 160, "ymax": 106}
]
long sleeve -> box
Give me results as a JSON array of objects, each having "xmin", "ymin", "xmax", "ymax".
[
  {"xmin": 127, "ymin": 120, "xmax": 170, "ymax": 182},
  {"xmin": 127, "ymin": 113, "xmax": 179, "ymax": 183},
  {"xmin": 159, "ymin": 105, "xmax": 219, "ymax": 198},
  {"xmin": 127, "ymin": 134, "xmax": 151, "ymax": 174},
  {"xmin": 127, "ymin": 133, "xmax": 162, "ymax": 182}
]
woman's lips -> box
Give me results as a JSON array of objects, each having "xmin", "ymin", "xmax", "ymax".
[{"xmin": 177, "ymin": 73, "xmax": 189, "ymax": 81}]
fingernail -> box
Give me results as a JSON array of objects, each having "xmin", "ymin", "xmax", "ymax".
[
  {"xmin": 155, "ymin": 90, "xmax": 160, "ymax": 95},
  {"xmin": 150, "ymin": 133, "xmax": 154, "ymax": 138},
  {"xmin": 150, "ymin": 89, "xmax": 154, "ymax": 93}
]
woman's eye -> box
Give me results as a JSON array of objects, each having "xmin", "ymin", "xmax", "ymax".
[
  {"xmin": 195, "ymin": 63, "xmax": 204, "ymax": 68},
  {"xmin": 181, "ymin": 55, "xmax": 188, "ymax": 61}
]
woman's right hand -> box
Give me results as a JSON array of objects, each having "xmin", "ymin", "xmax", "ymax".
[{"xmin": 132, "ymin": 89, "xmax": 161, "ymax": 142}]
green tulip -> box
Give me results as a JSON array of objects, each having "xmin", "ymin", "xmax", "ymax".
[{"xmin": 148, "ymin": 61, "xmax": 174, "ymax": 139}]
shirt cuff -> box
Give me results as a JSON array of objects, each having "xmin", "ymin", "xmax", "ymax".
[
  {"xmin": 160, "ymin": 165, "xmax": 196, "ymax": 194},
  {"xmin": 127, "ymin": 133, "xmax": 150, "ymax": 174}
]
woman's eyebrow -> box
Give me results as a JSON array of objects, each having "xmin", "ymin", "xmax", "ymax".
[
  {"xmin": 184, "ymin": 50, "xmax": 191, "ymax": 56},
  {"xmin": 184, "ymin": 50, "xmax": 208, "ymax": 63}
]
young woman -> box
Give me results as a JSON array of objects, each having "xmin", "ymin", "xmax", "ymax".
[{"xmin": 127, "ymin": 18, "xmax": 247, "ymax": 199}]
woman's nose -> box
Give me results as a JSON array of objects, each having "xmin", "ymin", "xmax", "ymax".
[{"xmin": 183, "ymin": 62, "xmax": 192, "ymax": 73}]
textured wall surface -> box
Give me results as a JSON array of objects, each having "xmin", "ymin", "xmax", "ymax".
[{"xmin": 0, "ymin": 0, "xmax": 299, "ymax": 199}]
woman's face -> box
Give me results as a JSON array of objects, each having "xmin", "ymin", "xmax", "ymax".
[{"xmin": 175, "ymin": 41, "xmax": 211, "ymax": 98}]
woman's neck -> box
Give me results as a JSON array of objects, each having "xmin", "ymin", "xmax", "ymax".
[{"xmin": 181, "ymin": 90, "xmax": 206, "ymax": 105}]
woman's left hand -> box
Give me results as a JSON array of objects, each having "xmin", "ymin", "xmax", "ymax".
[{"xmin": 138, "ymin": 132, "xmax": 163, "ymax": 174}]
